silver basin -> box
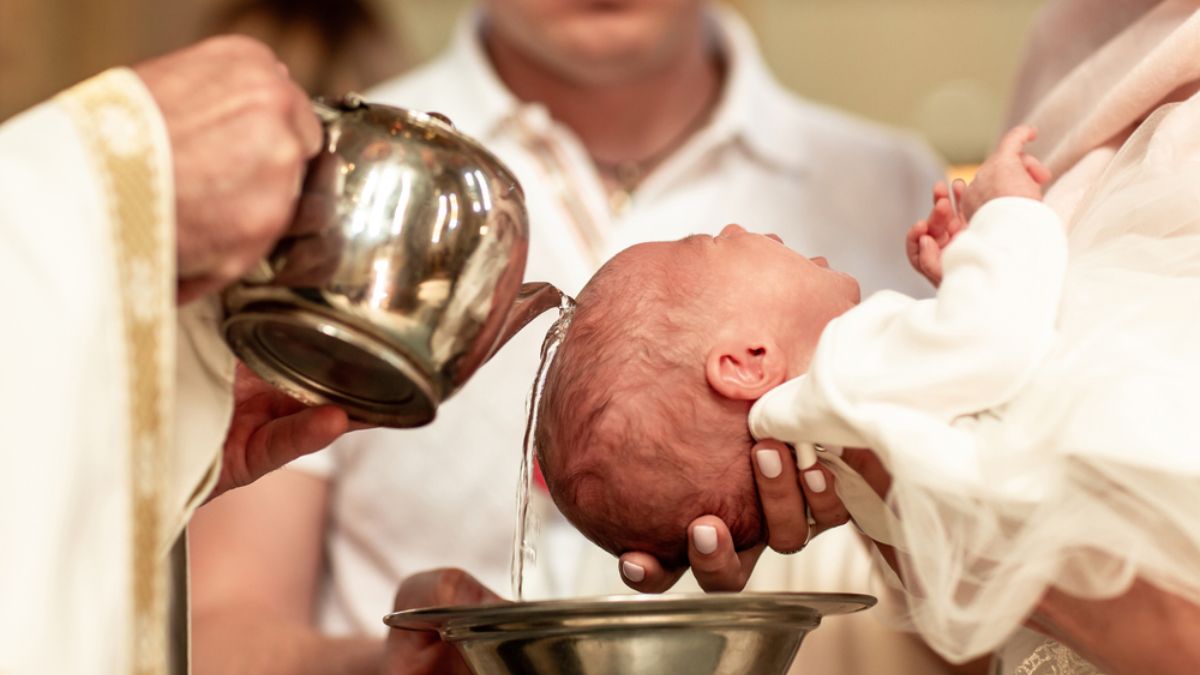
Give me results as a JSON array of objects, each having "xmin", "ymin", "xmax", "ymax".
[{"xmin": 385, "ymin": 592, "xmax": 875, "ymax": 675}]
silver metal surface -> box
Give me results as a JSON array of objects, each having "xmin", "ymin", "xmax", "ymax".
[
  {"xmin": 385, "ymin": 592, "xmax": 876, "ymax": 675},
  {"xmin": 223, "ymin": 97, "xmax": 562, "ymax": 427}
]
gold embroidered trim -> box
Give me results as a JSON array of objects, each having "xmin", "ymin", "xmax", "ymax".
[
  {"xmin": 1015, "ymin": 638, "xmax": 1105, "ymax": 675},
  {"xmin": 57, "ymin": 68, "xmax": 174, "ymax": 675}
]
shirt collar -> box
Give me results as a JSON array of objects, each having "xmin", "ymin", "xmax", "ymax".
[
  {"xmin": 705, "ymin": 5, "xmax": 812, "ymax": 173},
  {"xmin": 436, "ymin": 5, "xmax": 810, "ymax": 173},
  {"xmin": 438, "ymin": 9, "xmax": 525, "ymax": 140}
]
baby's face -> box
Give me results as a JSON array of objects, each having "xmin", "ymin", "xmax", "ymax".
[
  {"xmin": 539, "ymin": 224, "xmax": 855, "ymax": 567},
  {"xmin": 656, "ymin": 224, "xmax": 861, "ymax": 320}
]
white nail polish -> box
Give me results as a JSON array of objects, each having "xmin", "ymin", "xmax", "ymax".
[
  {"xmin": 621, "ymin": 561, "xmax": 645, "ymax": 583},
  {"xmin": 693, "ymin": 525, "xmax": 718, "ymax": 555},
  {"xmin": 755, "ymin": 449, "xmax": 783, "ymax": 478},
  {"xmin": 804, "ymin": 469, "xmax": 827, "ymax": 493}
]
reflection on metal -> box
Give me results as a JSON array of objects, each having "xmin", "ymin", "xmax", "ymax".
[
  {"xmin": 223, "ymin": 97, "xmax": 560, "ymax": 427},
  {"xmin": 385, "ymin": 592, "xmax": 876, "ymax": 675}
]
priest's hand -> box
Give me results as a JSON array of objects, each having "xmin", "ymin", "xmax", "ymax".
[
  {"xmin": 133, "ymin": 35, "xmax": 324, "ymax": 305},
  {"xmin": 210, "ymin": 363, "xmax": 360, "ymax": 500},
  {"xmin": 382, "ymin": 568, "xmax": 502, "ymax": 675}
]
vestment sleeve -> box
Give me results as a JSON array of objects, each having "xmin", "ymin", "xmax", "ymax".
[{"xmin": 0, "ymin": 67, "xmax": 221, "ymax": 673}]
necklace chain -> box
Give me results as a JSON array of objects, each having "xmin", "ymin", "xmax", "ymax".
[{"xmin": 591, "ymin": 78, "xmax": 720, "ymax": 208}]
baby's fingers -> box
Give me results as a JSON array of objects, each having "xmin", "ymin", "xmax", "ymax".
[
  {"xmin": 918, "ymin": 235, "xmax": 943, "ymax": 286},
  {"xmin": 930, "ymin": 180, "xmax": 949, "ymax": 205},
  {"xmin": 928, "ymin": 198, "xmax": 957, "ymax": 245},
  {"xmin": 1022, "ymin": 153, "xmax": 1052, "ymax": 185},
  {"xmin": 996, "ymin": 125, "xmax": 1038, "ymax": 157},
  {"xmin": 617, "ymin": 552, "xmax": 685, "ymax": 594},
  {"xmin": 950, "ymin": 178, "xmax": 967, "ymax": 219},
  {"xmin": 906, "ymin": 220, "xmax": 928, "ymax": 270}
]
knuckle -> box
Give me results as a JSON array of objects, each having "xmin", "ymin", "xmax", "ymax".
[
  {"xmin": 691, "ymin": 552, "xmax": 733, "ymax": 575},
  {"xmin": 435, "ymin": 569, "xmax": 463, "ymax": 602},
  {"xmin": 254, "ymin": 199, "xmax": 295, "ymax": 238},
  {"xmin": 208, "ymin": 34, "xmax": 277, "ymax": 62},
  {"xmin": 276, "ymin": 139, "xmax": 304, "ymax": 167},
  {"xmin": 770, "ymin": 532, "xmax": 808, "ymax": 553},
  {"xmin": 814, "ymin": 507, "xmax": 850, "ymax": 527},
  {"xmin": 247, "ymin": 83, "xmax": 292, "ymax": 116},
  {"xmin": 757, "ymin": 480, "xmax": 794, "ymax": 500}
]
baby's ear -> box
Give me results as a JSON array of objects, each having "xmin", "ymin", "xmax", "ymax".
[{"xmin": 705, "ymin": 337, "xmax": 787, "ymax": 401}]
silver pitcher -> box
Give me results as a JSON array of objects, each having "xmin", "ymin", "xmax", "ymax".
[{"xmin": 223, "ymin": 95, "xmax": 563, "ymax": 427}]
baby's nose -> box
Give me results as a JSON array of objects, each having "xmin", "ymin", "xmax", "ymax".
[{"xmin": 719, "ymin": 224, "xmax": 747, "ymax": 237}]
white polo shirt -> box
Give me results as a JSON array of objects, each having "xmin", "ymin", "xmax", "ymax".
[{"xmin": 290, "ymin": 4, "xmax": 944, "ymax": 650}]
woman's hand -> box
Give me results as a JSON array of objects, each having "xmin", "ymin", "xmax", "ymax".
[{"xmin": 616, "ymin": 440, "xmax": 890, "ymax": 593}]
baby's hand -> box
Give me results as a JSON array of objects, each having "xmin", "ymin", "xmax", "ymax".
[
  {"xmin": 960, "ymin": 125, "xmax": 1052, "ymax": 221},
  {"xmin": 906, "ymin": 180, "xmax": 966, "ymax": 287}
]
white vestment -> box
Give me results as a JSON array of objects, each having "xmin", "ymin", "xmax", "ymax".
[
  {"xmin": 750, "ymin": 95, "xmax": 1200, "ymax": 665},
  {"xmin": 282, "ymin": 7, "xmax": 954, "ymax": 675},
  {"xmin": 0, "ymin": 69, "xmax": 235, "ymax": 674}
]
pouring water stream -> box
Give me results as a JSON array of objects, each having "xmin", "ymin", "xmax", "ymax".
[{"xmin": 511, "ymin": 291, "xmax": 576, "ymax": 600}]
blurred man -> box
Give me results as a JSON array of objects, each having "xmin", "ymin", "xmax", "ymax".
[
  {"xmin": 189, "ymin": 2, "xmax": 946, "ymax": 673},
  {"xmin": 0, "ymin": 35, "xmax": 368, "ymax": 673}
]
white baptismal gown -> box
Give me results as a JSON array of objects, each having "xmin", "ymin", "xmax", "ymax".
[{"xmin": 749, "ymin": 97, "xmax": 1200, "ymax": 666}]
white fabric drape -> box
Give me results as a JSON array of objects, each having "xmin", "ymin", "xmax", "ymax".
[{"xmin": 749, "ymin": 95, "xmax": 1200, "ymax": 663}]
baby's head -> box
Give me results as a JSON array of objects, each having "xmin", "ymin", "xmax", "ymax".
[{"xmin": 536, "ymin": 225, "xmax": 860, "ymax": 567}]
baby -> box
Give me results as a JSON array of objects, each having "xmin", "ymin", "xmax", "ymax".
[{"xmin": 535, "ymin": 126, "xmax": 1051, "ymax": 566}]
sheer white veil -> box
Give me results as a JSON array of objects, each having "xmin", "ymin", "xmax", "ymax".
[{"xmin": 847, "ymin": 3, "xmax": 1200, "ymax": 661}]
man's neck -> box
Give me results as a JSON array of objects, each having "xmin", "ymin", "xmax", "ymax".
[{"xmin": 484, "ymin": 28, "xmax": 723, "ymax": 169}]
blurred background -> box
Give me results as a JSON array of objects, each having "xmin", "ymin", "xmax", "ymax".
[{"xmin": 0, "ymin": 0, "xmax": 1045, "ymax": 164}]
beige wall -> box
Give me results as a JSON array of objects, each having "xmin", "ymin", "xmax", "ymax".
[{"xmin": 0, "ymin": 0, "xmax": 1046, "ymax": 163}]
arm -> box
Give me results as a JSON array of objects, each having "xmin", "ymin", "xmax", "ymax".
[
  {"xmin": 189, "ymin": 469, "xmax": 383, "ymax": 675},
  {"xmin": 1032, "ymin": 580, "xmax": 1200, "ymax": 675},
  {"xmin": 752, "ymin": 194, "xmax": 1069, "ymax": 459}
]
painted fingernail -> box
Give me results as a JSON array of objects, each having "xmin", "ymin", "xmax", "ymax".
[
  {"xmin": 621, "ymin": 561, "xmax": 645, "ymax": 583},
  {"xmin": 804, "ymin": 469, "xmax": 827, "ymax": 493},
  {"xmin": 755, "ymin": 449, "xmax": 783, "ymax": 478},
  {"xmin": 692, "ymin": 525, "xmax": 718, "ymax": 555}
]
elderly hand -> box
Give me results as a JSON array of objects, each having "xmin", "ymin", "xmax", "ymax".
[
  {"xmin": 617, "ymin": 441, "xmax": 892, "ymax": 593},
  {"xmin": 133, "ymin": 35, "xmax": 324, "ymax": 305},
  {"xmin": 382, "ymin": 568, "xmax": 503, "ymax": 675},
  {"xmin": 209, "ymin": 363, "xmax": 360, "ymax": 500}
]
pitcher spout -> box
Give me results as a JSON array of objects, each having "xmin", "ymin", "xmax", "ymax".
[{"xmin": 487, "ymin": 282, "xmax": 569, "ymax": 362}]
